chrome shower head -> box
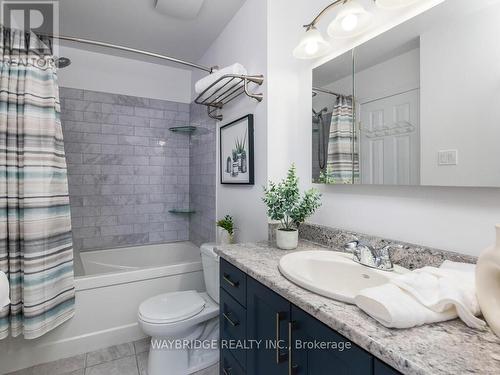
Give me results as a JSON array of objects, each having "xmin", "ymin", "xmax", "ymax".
[{"xmin": 55, "ymin": 57, "xmax": 71, "ymax": 68}]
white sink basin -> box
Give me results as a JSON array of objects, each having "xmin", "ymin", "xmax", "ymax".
[{"xmin": 278, "ymin": 250, "xmax": 408, "ymax": 304}]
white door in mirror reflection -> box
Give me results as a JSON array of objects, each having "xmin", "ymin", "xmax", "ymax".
[{"xmin": 360, "ymin": 89, "xmax": 419, "ymax": 185}]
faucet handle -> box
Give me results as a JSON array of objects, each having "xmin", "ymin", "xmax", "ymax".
[
  {"xmin": 375, "ymin": 244, "xmax": 402, "ymax": 270},
  {"xmin": 344, "ymin": 240, "xmax": 359, "ymax": 252},
  {"xmin": 379, "ymin": 244, "xmax": 403, "ymax": 254}
]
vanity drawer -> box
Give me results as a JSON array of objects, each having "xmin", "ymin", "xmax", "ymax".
[
  {"xmin": 221, "ymin": 349, "xmax": 246, "ymax": 375},
  {"xmin": 221, "ymin": 258, "xmax": 247, "ymax": 307},
  {"xmin": 220, "ymin": 287, "xmax": 247, "ymax": 369}
]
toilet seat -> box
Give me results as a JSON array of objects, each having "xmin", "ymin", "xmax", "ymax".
[{"xmin": 138, "ymin": 290, "xmax": 206, "ymax": 324}]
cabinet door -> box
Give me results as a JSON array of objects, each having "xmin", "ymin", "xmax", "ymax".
[
  {"xmin": 247, "ymin": 277, "xmax": 290, "ymax": 375},
  {"xmin": 291, "ymin": 306, "xmax": 373, "ymax": 375}
]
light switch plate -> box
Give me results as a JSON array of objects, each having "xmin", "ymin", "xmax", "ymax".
[{"xmin": 438, "ymin": 150, "xmax": 458, "ymax": 165}]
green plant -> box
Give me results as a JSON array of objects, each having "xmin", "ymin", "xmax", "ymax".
[
  {"xmin": 315, "ymin": 168, "xmax": 337, "ymax": 184},
  {"xmin": 262, "ymin": 164, "xmax": 322, "ymax": 231},
  {"xmin": 216, "ymin": 215, "xmax": 235, "ymax": 235},
  {"xmin": 234, "ymin": 138, "xmax": 245, "ymax": 154},
  {"xmin": 234, "ymin": 129, "xmax": 247, "ymax": 154}
]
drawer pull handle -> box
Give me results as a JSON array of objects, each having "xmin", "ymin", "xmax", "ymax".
[
  {"xmin": 222, "ymin": 367, "xmax": 232, "ymax": 375},
  {"xmin": 276, "ymin": 312, "xmax": 287, "ymax": 364},
  {"xmin": 223, "ymin": 312, "xmax": 240, "ymax": 327},
  {"xmin": 223, "ymin": 273, "xmax": 239, "ymax": 288},
  {"xmin": 288, "ymin": 321, "xmax": 298, "ymax": 375}
]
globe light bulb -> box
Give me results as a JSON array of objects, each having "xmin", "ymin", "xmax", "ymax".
[
  {"xmin": 341, "ymin": 14, "xmax": 359, "ymax": 31},
  {"xmin": 305, "ymin": 41, "xmax": 319, "ymax": 55}
]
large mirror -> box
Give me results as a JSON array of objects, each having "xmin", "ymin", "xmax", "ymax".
[{"xmin": 312, "ymin": 0, "xmax": 500, "ymax": 187}]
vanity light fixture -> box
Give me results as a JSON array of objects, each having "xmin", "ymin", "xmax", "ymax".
[
  {"xmin": 292, "ymin": 26, "xmax": 331, "ymax": 59},
  {"xmin": 374, "ymin": 0, "xmax": 420, "ymax": 9},
  {"xmin": 293, "ymin": 0, "xmax": 370, "ymax": 59},
  {"xmin": 294, "ymin": 0, "xmax": 418, "ymax": 59},
  {"xmin": 327, "ymin": 0, "xmax": 372, "ymax": 38}
]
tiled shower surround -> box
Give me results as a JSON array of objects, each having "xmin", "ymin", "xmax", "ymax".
[
  {"xmin": 60, "ymin": 87, "xmax": 215, "ymax": 253},
  {"xmin": 189, "ymin": 104, "xmax": 216, "ymax": 246}
]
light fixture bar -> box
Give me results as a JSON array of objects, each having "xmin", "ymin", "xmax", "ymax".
[{"xmin": 303, "ymin": 0, "xmax": 351, "ymax": 29}]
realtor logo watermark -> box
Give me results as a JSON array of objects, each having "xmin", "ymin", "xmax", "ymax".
[
  {"xmin": 151, "ymin": 338, "xmax": 352, "ymax": 352},
  {"xmin": 1, "ymin": 0, "xmax": 59, "ymax": 55}
]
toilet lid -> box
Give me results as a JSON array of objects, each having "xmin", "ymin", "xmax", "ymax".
[{"xmin": 138, "ymin": 290, "xmax": 206, "ymax": 324}]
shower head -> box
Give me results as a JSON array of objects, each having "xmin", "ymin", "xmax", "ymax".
[
  {"xmin": 312, "ymin": 107, "xmax": 328, "ymax": 116},
  {"xmin": 55, "ymin": 57, "xmax": 71, "ymax": 69}
]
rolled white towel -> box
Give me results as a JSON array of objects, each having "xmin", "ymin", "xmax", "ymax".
[
  {"xmin": 195, "ymin": 63, "xmax": 247, "ymax": 95},
  {"xmin": 0, "ymin": 271, "xmax": 9, "ymax": 308},
  {"xmin": 355, "ymin": 263, "xmax": 486, "ymax": 329},
  {"xmin": 355, "ymin": 283, "xmax": 456, "ymax": 328}
]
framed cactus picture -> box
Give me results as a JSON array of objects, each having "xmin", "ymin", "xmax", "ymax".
[{"xmin": 220, "ymin": 114, "xmax": 254, "ymax": 185}]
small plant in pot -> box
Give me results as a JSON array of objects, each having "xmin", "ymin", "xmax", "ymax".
[
  {"xmin": 216, "ymin": 215, "xmax": 235, "ymax": 244},
  {"xmin": 263, "ymin": 164, "xmax": 321, "ymax": 250}
]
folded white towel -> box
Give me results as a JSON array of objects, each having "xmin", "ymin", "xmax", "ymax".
[
  {"xmin": 194, "ymin": 63, "xmax": 247, "ymax": 95},
  {"xmin": 0, "ymin": 271, "xmax": 9, "ymax": 308},
  {"xmin": 355, "ymin": 262, "xmax": 486, "ymax": 329}
]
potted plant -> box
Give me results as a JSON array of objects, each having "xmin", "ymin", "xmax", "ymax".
[
  {"xmin": 234, "ymin": 133, "xmax": 247, "ymax": 173},
  {"xmin": 216, "ymin": 215, "xmax": 235, "ymax": 244},
  {"xmin": 263, "ymin": 164, "xmax": 322, "ymax": 250}
]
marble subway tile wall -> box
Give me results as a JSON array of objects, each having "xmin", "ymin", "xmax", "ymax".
[
  {"xmin": 60, "ymin": 87, "xmax": 191, "ymax": 252},
  {"xmin": 188, "ymin": 103, "xmax": 216, "ymax": 246}
]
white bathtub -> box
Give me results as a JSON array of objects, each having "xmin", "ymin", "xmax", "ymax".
[{"xmin": 0, "ymin": 241, "xmax": 205, "ymax": 374}]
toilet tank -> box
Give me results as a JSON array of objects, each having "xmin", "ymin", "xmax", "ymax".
[{"xmin": 200, "ymin": 243, "xmax": 219, "ymax": 303}]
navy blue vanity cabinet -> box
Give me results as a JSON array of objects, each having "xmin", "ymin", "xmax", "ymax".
[
  {"xmin": 219, "ymin": 258, "xmax": 402, "ymax": 375},
  {"xmin": 290, "ymin": 305, "xmax": 373, "ymax": 375},
  {"xmin": 246, "ymin": 277, "xmax": 290, "ymax": 375},
  {"xmin": 374, "ymin": 359, "xmax": 401, "ymax": 375}
]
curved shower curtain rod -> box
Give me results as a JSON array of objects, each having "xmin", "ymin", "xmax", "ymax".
[{"xmin": 37, "ymin": 33, "xmax": 216, "ymax": 73}]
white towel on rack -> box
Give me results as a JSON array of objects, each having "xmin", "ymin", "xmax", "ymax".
[
  {"xmin": 354, "ymin": 262, "xmax": 486, "ymax": 329},
  {"xmin": 194, "ymin": 63, "xmax": 247, "ymax": 95},
  {"xmin": 0, "ymin": 271, "xmax": 9, "ymax": 308}
]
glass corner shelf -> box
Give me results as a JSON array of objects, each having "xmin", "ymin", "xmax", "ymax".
[
  {"xmin": 168, "ymin": 126, "xmax": 197, "ymax": 134},
  {"xmin": 168, "ymin": 209, "xmax": 196, "ymax": 215}
]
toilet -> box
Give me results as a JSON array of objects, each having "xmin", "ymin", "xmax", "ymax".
[{"xmin": 138, "ymin": 243, "xmax": 220, "ymax": 375}]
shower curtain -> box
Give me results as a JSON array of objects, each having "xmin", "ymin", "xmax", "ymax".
[
  {"xmin": 0, "ymin": 27, "xmax": 75, "ymax": 339},
  {"xmin": 326, "ymin": 95, "xmax": 359, "ymax": 184}
]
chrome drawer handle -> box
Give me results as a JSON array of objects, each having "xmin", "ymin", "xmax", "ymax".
[
  {"xmin": 289, "ymin": 321, "xmax": 298, "ymax": 375},
  {"xmin": 222, "ymin": 367, "xmax": 232, "ymax": 375},
  {"xmin": 223, "ymin": 312, "xmax": 240, "ymax": 327},
  {"xmin": 223, "ymin": 273, "xmax": 239, "ymax": 288},
  {"xmin": 276, "ymin": 312, "xmax": 287, "ymax": 364}
]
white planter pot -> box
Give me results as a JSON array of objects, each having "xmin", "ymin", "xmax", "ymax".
[
  {"xmin": 218, "ymin": 228, "xmax": 234, "ymax": 245},
  {"xmin": 275, "ymin": 229, "xmax": 298, "ymax": 250}
]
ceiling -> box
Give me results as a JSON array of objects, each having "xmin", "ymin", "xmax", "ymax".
[{"xmin": 58, "ymin": 0, "xmax": 246, "ymax": 69}]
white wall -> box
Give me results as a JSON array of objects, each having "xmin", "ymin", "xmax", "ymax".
[
  {"xmin": 58, "ymin": 46, "xmax": 192, "ymax": 103},
  {"xmin": 313, "ymin": 48, "xmax": 420, "ymax": 112},
  {"xmin": 267, "ymin": 0, "xmax": 500, "ymax": 256},
  {"xmin": 195, "ymin": 0, "xmax": 269, "ymax": 242},
  {"xmin": 420, "ymin": 4, "xmax": 500, "ymax": 187}
]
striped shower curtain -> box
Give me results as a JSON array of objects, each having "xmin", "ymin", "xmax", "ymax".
[
  {"xmin": 0, "ymin": 27, "xmax": 75, "ymax": 339},
  {"xmin": 326, "ymin": 95, "xmax": 359, "ymax": 184}
]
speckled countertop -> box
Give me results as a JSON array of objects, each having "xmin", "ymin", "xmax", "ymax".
[{"xmin": 215, "ymin": 241, "xmax": 500, "ymax": 375}]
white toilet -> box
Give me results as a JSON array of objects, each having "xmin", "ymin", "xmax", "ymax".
[{"xmin": 138, "ymin": 243, "xmax": 220, "ymax": 375}]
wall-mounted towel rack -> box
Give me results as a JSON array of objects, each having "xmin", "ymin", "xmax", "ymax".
[{"xmin": 194, "ymin": 74, "xmax": 264, "ymax": 121}]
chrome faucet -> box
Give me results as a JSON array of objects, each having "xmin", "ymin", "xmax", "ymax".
[{"xmin": 344, "ymin": 240, "xmax": 401, "ymax": 272}]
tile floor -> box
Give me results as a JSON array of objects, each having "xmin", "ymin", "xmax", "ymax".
[{"xmin": 7, "ymin": 338, "xmax": 219, "ymax": 375}]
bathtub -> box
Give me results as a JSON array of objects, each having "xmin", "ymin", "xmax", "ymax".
[{"xmin": 0, "ymin": 241, "xmax": 205, "ymax": 374}]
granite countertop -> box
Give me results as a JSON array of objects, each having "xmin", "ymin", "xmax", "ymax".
[{"xmin": 215, "ymin": 241, "xmax": 500, "ymax": 375}]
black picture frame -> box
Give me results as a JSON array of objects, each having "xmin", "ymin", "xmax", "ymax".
[{"xmin": 219, "ymin": 114, "xmax": 254, "ymax": 185}]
